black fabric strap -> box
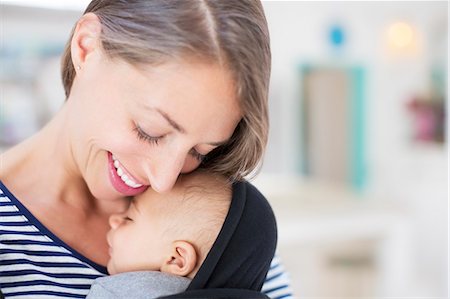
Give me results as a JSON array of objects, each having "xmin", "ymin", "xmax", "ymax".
[
  {"xmin": 160, "ymin": 181, "xmax": 277, "ymax": 298},
  {"xmin": 160, "ymin": 288, "xmax": 270, "ymax": 299}
]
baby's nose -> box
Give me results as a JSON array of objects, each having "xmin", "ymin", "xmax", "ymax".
[{"xmin": 108, "ymin": 213, "xmax": 123, "ymax": 229}]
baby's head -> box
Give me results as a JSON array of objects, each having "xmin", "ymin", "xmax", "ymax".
[{"xmin": 106, "ymin": 170, "xmax": 231, "ymax": 278}]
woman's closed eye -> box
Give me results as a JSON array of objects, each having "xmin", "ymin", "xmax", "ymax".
[
  {"xmin": 189, "ymin": 148, "xmax": 206, "ymax": 162},
  {"xmin": 134, "ymin": 123, "xmax": 207, "ymax": 162},
  {"xmin": 134, "ymin": 124, "xmax": 163, "ymax": 145}
]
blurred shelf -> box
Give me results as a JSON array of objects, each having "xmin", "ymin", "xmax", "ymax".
[{"xmin": 252, "ymin": 174, "xmax": 415, "ymax": 297}]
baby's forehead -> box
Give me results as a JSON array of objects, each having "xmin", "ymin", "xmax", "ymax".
[
  {"xmin": 133, "ymin": 172, "xmax": 229, "ymax": 210},
  {"xmin": 134, "ymin": 187, "xmax": 181, "ymax": 203},
  {"xmin": 132, "ymin": 184, "xmax": 190, "ymax": 210}
]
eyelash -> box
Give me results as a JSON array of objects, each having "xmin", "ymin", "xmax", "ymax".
[
  {"xmin": 134, "ymin": 125, "xmax": 162, "ymax": 145},
  {"xmin": 133, "ymin": 124, "xmax": 206, "ymax": 162},
  {"xmin": 189, "ymin": 149, "xmax": 206, "ymax": 163}
]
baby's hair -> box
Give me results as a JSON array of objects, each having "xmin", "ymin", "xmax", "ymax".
[
  {"xmin": 61, "ymin": 0, "xmax": 271, "ymax": 180},
  {"xmin": 165, "ymin": 170, "xmax": 232, "ymax": 273}
]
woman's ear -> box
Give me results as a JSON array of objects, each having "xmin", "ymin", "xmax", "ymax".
[
  {"xmin": 160, "ymin": 241, "xmax": 197, "ymax": 277},
  {"xmin": 71, "ymin": 13, "xmax": 102, "ymax": 70}
]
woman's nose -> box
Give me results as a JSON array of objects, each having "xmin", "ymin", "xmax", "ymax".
[
  {"xmin": 147, "ymin": 151, "xmax": 187, "ymax": 193},
  {"xmin": 109, "ymin": 213, "xmax": 123, "ymax": 229}
]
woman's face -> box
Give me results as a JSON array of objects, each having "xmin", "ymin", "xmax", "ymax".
[{"xmin": 67, "ymin": 52, "xmax": 241, "ymax": 201}]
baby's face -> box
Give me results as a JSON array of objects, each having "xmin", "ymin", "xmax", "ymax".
[{"xmin": 106, "ymin": 189, "xmax": 178, "ymax": 275}]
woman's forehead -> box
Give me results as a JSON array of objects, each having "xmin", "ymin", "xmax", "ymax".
[{"xmin": 124, "ymin": 61, "xmax": 242, "ymax": 138}]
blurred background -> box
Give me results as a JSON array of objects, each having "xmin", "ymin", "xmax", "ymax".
[{"xmin": 0, "ymin": 1, "xmax": 448, "ymax": 298}]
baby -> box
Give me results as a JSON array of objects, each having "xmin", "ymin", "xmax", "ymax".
[{"xmin": 87, "ymin": 170, "xmax": 232, "ymax": 298}]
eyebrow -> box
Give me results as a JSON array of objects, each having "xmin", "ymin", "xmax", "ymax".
[
  {"xmin": 156, "ymin": 108, "xmax": 185, "ymax": 134},
  {"xmin": 155, "ymin": 108, "xmax": 229, "ymax": 147}
]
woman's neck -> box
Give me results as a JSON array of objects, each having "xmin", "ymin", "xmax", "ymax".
[
  {"xmin": 0, "ymin": 103, "xmax": 115, "ymax": 216},
  {"xmin": 0, "ymin": 103, "xmax": 129, "ymax": 266}
]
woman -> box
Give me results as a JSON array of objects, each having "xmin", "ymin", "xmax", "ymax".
[{"xmin": 0, "ymin": 1, "xmax": 293, "ymax": 298}]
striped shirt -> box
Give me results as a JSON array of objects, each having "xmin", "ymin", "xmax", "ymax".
[
  {"xmin": 0, "ymin": 181, "xmax": 107, "ymax": 298},
  {"xmin": 0, "ymin": 181, "xmax": 294, "ymax": 299},
  {"xmin": 262, "ymin": 255, "xmax": 295, "ymax": 299}
]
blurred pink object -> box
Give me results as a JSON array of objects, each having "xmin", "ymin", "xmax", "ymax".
[{"xmin": 407, "ymin": 98, "xmax": 445, "ymax": 142}]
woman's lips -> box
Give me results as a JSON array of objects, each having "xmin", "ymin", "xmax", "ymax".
[{"xmin": 107, "ymin": 152, "xmax": 148, "ymax": 196}]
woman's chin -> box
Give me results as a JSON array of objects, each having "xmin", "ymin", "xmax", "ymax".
[{"xmin": 85, "ymin": 177, "xmax": 125, "ymax": 202}]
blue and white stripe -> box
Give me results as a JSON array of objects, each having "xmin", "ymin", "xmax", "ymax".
[
  {"xmin": 0, "ymin": 181, "xmax": 107, "ymax": 299},
  {"xmin": 0, "ymin": 180, "xmax": 295, "ymax": 298},
  {"xmin": 263, "ymin": 254, "xmax": 295, "ymax": 299}
]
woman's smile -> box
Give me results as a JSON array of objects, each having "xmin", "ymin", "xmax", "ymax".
[
  {"xmin": 112, "ymin": 154, "xmax": 143, "ymax": 188},
  {"xmin": 107, "ymin": 152, "xmax": 148, "ymax": 196}
]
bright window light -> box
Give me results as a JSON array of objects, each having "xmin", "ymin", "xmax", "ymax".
[{"xmin": 387, "ymin": 22, "xmax": 415, "ymax": 49}]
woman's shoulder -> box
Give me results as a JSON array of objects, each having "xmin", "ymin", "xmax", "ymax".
[
  {"xmin": 0, "ymin": 180, "xmax": 108, "ymax": 298},
  {"xmin": 0, "ymin": 180, "xmax": 106, "ymax": 269},
  {"xmin": 0, "ymin": 180, "xmax": 34, "ymax": 219}
]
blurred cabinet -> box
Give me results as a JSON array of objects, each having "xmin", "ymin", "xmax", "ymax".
[
  {"xmin": 253, "ymin": 175, "xmax": 415, "ymax": 298},
  {"xmin": 299, "ymin": 65, "xmax": 366, "ymax": 191},
  {"xmin": 279, "ymin": 240, "xmax": 377, "ymax": 297}
]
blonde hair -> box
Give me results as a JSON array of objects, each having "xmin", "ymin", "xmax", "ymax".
[{"xmin": 61, "ymin": 0, "xmax": 271, "ymax": 180}]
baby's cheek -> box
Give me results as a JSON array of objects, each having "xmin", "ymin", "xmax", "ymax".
[{"xmin": 106, "ymin": 259, "xmax": 116, "ymax": 275}]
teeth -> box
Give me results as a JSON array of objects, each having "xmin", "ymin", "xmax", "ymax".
[
  {"xmin": 125, "ymin": 179, "xmax": 135, "ymax": 187},
  {"xmin": 111, "ymin": 154, "xmax": 143, "ymax": 188}
]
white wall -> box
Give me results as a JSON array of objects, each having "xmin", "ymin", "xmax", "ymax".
[{"xmin": 261, "ymin": 1, "xmax": 448, "ymax": 296}]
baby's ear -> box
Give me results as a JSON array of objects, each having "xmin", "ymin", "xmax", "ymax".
[{"xmin": 160, "ymin": 241, "xmax": 197, "ymax": 277}]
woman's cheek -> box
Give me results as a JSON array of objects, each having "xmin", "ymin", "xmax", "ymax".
[{"xmin": 180, "ymin": 157, "xmax": 201, "ymax": 174}]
